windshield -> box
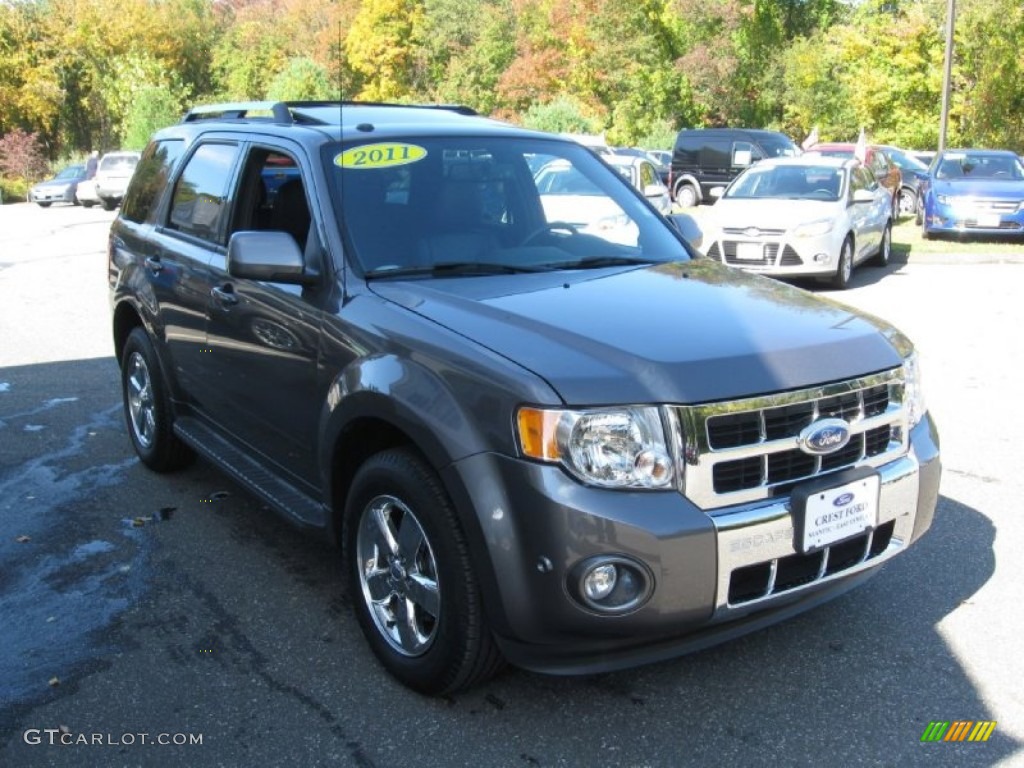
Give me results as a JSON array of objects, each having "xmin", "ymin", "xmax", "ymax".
[
  {"xmin": 55, "ymin": 165, "xmax": 83, "ymax": 180},
  {"xmin": 886, "ymin": 150, "xmax": 927, "ymax": 173},
  {"xmin": 323, "ymin": 137, "xmax": 691, "ymax": 277},
  {"xmin": 725, "ymin": 164, "xmax": 844, "ymax": 201},
  {"xmin": 759, "ymin": 136, "xmax": 800, "ymax": 158},
  {"xmin": 101, "ymin": 155, "xmax": 139, "ymax": 172},
  {"xmin": 936, "ymin": 152, "xmax": 1024, "ymax": 180}
]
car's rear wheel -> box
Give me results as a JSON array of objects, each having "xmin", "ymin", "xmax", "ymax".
[
  {"xmin": 674, "ymin": 182, "xmax": 698, "ymax": 208},
  {"xmin": 100, "ymin": 197, "xmax": 118, "ymax": 211},
  {"xmin": 120, "ymin": 327, "xmax": 194, "ymax": 472},
  {"xmin": 345, "ymin": 448, "xmax": 504, "ymax": 695},
  {"xmin": 871, "ymin": 222, "xmax": 892, "ymax": 267},
  {"xmin": 830, "ymin": 236, "xmax": 854, "ymax": 289},
  {"xmin": 36, "ymin": 202, "xmax": 51, "ymax": 208}
]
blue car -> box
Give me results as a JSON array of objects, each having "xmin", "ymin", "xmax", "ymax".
[{"xmin": 917, "ymin": 149, "xmax": 1024, "ymax": 238}]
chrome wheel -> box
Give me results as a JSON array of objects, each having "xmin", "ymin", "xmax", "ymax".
[
  {"xmin": 356, "ymin": 494, "xmax": 440, "ymax": 657},
  {"xmin": 831, "ymin": 237, "xmax": 853, "ymax": 289},
  {"xmin": 126, "ymin": 351, "xmax": 156, "ymax": 449}
]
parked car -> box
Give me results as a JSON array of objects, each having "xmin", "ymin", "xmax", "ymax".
[
  {"xmin": 670, "ymin": 128, "xmax": 800, "ymax": 207},
  {"xmin": 603, "ymin": 154, "xmax": 673, "ymax": 215},
  {"xmin": 28, "ymin": 164, "xmax": 88, "ymax": 207},
  {"xmin": 109, "ymin": 100, "xmax": 939, "ymax": 695},
  {"xmin": 917, "ymin": 148, "xmax": 1024, "ymax": 238},
  {"xmin": 875, "ymin": 145, "xmax": 930, "ymax": 217},
  {"xmin": 701, "ymin": 156, "xmax": 893, "ymax": 289},
  {"xmin": 804, "ymin": 143, "xmax": 901, "ymax": 218},
  {"xmin": 645, "ymin": 149, "xmax": 672, "ymax": 186},
  {"xmin": 93, "ymin": 151, "xmax": 141, "ymax": 210}
]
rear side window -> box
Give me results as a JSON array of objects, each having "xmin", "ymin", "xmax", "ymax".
[
  {"xmin": 168, "ymin": 143, "xmax": 240, "ymax": 243},
  {"xmin": 121, "ymin": 140, "xmax": 184, "ymax": 224}
]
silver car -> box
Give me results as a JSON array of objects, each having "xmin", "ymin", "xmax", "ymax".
[
  {"xmin": 702, "ymin": 156, "xmax": 893, "ymax": 289},
  {"xmin": 93, "ymin": 151, "xmax": 141, "ymax": 210},
  {"xmin": 28, "ymin": 164, "xmax": 88, "ymax": 207}
]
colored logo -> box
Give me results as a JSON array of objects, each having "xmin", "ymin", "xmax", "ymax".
[
  {"xmin": 920, "ymin": 721, "xmax": 997, "ymax": 743},
  {"xmin": 797, "ymin": 418, "xmax": 852, "ymax": 456},
  {"xmin": 833, "ymin": 492, "xmax": 855, "ymax": 507}
]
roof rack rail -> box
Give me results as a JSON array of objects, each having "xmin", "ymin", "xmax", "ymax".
[
  {"xmin": 334, "ymin": 101, "xmax": 478, "ymax": 116},
  {"xmin": 182, "ymin": 102, "xmax": 295, "ymax": 124}
]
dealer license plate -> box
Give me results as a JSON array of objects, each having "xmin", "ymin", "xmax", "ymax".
[
  {"xmin": 799, "ymin": 474, "xmax": 879, "ymax": 552},
  {"xmin": 973, "ymin": 214, "xmax": 1001, "ymax": 228},
  {"xmin": 735, "ymin": 242, "xmax": 763, "ymax": 261}
]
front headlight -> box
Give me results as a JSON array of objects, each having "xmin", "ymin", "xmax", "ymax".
[
  {"xmin": 793, "ymin": 218, "xmax": 834, "ymax": 238},
  {"xmin": 903, "ymin": 352, "xmax": 926, "ymax": 428},
  {"xmin": 936, "ymin": 194, "xmax": 955, "ymax": 206},
  {"xmin": 517, "ymin": 406, "xmax": 675, "ymax": 489}
]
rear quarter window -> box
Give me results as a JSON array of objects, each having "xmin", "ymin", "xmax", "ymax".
[{"xmin": 121, "ymin": 141, "xmax": 185, "ymax": 224}]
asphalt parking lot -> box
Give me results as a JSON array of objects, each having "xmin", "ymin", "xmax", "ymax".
[{"xmin": 1, "ymin": 201, "xmax": 1022, "ymax": 767}]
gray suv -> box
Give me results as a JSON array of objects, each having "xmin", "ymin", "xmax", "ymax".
[{"xmin": 109, "ymin": 101, "xmax": 941, "ymax": 695}]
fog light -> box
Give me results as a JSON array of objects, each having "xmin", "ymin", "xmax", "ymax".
[
  {"xmin": 814, "ymin": 253, "xmax": 829, "ymax": 263},
  {"xmin": 571, "ymin": 556, "xmax": 653, "ymax": 614},
  {"xmin": 583, "ymin": 564, "xmax": 618, "ymax": 601}
]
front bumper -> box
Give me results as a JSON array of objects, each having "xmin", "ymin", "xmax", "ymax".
[
  {"xmin": 445, "ymin": 414, "xmax": 940, "ymax": 675},
  {"xmin": 705, "ymin": 231, "xmax": 841, "ymax": 278},
  {"xmin": 924, "ymin": 201, "xmax": 1024, "ymax": 236},
  {"xmin": 29, "ymin": 186, "xmax": 74, "ymax": 203}
]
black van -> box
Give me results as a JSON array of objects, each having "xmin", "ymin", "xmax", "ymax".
[{"xmin": 670, "ymin": 128, "xmax": 799, "ymax": 206}]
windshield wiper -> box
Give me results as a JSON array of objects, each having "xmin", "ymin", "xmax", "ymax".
[
  {"xmin": 544, "ymin": 255, "xmax": 654, "ymax": 270},
  {"xmin": 366, "ymin": 261, "xmax": 549, "ymax": 279}
]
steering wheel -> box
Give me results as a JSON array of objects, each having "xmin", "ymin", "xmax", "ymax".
[
  {"xmin": 809, "ymin": 188, "xmax": 835, "ymax": 199},
  {"xmin": 521, "ymin": 221, "xmax": 579, "ymax": 246}
]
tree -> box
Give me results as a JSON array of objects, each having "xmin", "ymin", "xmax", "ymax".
[
  {"xmin": 345, "ymin": 0, "xmax": 425, "ymax": 101},
  {"xmin": 123, "ymin": 86, "xmax": 184, "ymax": 150},
  {"xmin": 266, "ymin": 57, "xmax": 334, "ymax": 101},
  {"xmin": 0, "ymin": 128, "xmax": 49, "ymax": 181}
]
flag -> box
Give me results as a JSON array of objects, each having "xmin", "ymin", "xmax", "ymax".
[
  {"xmin": 801, "ymin": 126, "xmax": 819, "ymax": 150},
  {"xmin": 854, "ymin": 127, "xmax": 867, "ymax": 163}
]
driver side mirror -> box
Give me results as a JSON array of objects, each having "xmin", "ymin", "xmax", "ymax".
[{"xmin": 227, "ymin": 231, "xmax": 317, "ymax": 285}]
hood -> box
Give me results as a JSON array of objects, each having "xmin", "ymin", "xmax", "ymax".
[
  {"xmin": 369, "ymin": 261, "xmax": 908, "ymax": 405},
  {"xmin": 710, "ymin": 198, "xmax": 839, "ymax": 231},
  {"xmin": 933, "ymin": 178, "xmax": 1024, "ymax": 200}
]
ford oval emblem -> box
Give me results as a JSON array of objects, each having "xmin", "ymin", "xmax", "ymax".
[
  {"xmin": 797, "ymin": 418, "xmax": 852, "ymax": 456},
  {"xmin": 833, "ymin": 492, "xmax": 855, "ymax": 507}
]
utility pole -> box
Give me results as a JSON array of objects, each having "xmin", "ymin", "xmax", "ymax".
[{"xmin": 938, "ymin": 0, "xmax": 956, "ymax": 152}]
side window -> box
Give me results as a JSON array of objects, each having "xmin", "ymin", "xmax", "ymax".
[
  {"xmin": 168, "ymin": 143, "xmax": 241, "ymax": 243},
  {"xmin": 121, "ymin": 139, "xmax": 185, "ymax": 224},
  {"xmin": 639, "ymin": 161, "xmax": 656, "ymax": 188},
  {"xmin": 230, "ymin": 147, "xmax": 312, "ymax": 252},
  {"xmin": 733, "ymin": 141, "xmax": 755, "ymax": 168}
]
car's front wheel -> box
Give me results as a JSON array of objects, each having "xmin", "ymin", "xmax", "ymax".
[
  {"xmin": 100, "ymin": 197, "xmax": 118, "ymax": 211},
  {"xmin": 830, "ymin": 236, "xmax": 854, "ymax": 289},
  {"xmin": 345, "ymin": 448, "xmax": 503, "ymax": 695},
  {"xmin": 871, "ymin": 222, "xmax": 892, "ymax": 267},
  {"xmin": 36, "ymin": 202, "xmax": 51, "ymax": 208},
  {"xmin": 898, "ymin": 189, "xmax": 917, "ymax": 217},
  {"xmin": 120, "ymin": 327, "xmax": 194, "ymax": 472}
]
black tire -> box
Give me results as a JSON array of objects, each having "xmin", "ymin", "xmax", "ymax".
[
  {"xmin": 120, "ymin": 327, "xmax": 194, "ymax": 472},
  {"xmin": 81, "ymin": 200, "xmax": 96, "ymax": 208},
  {"xmin": 674, "ymin": 183, "xmax": 698, "ymax": 208},
  {"xmin": 345, "ymin": 448, "xmax": 504, "ymax": 695},
  {"xmin": 36, "ymin": 202, "xmax": 51, "ymax": 208},
  {"xmin": 830, "ymin": 236, "xmax": 854, "ymax": 289},
  {"xmin": 871, "ymin": 221, "xmax": 892, "ymax": 267},
  {"xmin": 100, "ymin": 197, "xmax": 118, "ymax": 211}
]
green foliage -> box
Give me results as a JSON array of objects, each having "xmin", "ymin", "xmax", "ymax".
[
  {"xmin": 521, "ymin": 96, "xmax": 601, "ymax": 135},
  {"xmin": 1, "ymin": 0, "xmax": 1023, "ymax": 159},
  {"xmin": 266, "ymin": 58, "xmax": 334, "ymax": 101},
  {"xmin": 0, "ymin": 177, "xmax": 30, "ymax": 204},
  {"xmin": 123, "ymin": 87, "xmax": 184, "ymax": 150}
]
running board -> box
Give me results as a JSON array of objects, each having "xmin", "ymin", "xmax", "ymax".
[{"xmin": 173, "ymin": 417, "xmax": 326, "ymax": 529}]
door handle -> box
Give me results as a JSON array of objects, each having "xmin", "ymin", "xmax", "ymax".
[
  {"xmin": 211, "ymin": 284, "xmax": 239, "ymax": 307},
  {"xmin": 144, "ymin": 255, "xmax": 163, "ymax": 273}
]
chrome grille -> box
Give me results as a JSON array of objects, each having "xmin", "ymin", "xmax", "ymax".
[
  {"xmin": 722, "ymin": 227, "xmax": 786, "ymax": 236},
  {"xmin": 672, "ymin": 369, "xmax": 908, "ymax": 509},
  {"xmin": 722, "ymin": 241, "xmax": 780, "ymax": 266}
]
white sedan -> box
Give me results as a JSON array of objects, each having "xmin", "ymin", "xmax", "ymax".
[{"xmin": 701, "ymin": 156, "xmax": 892, "ymax": 289}]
